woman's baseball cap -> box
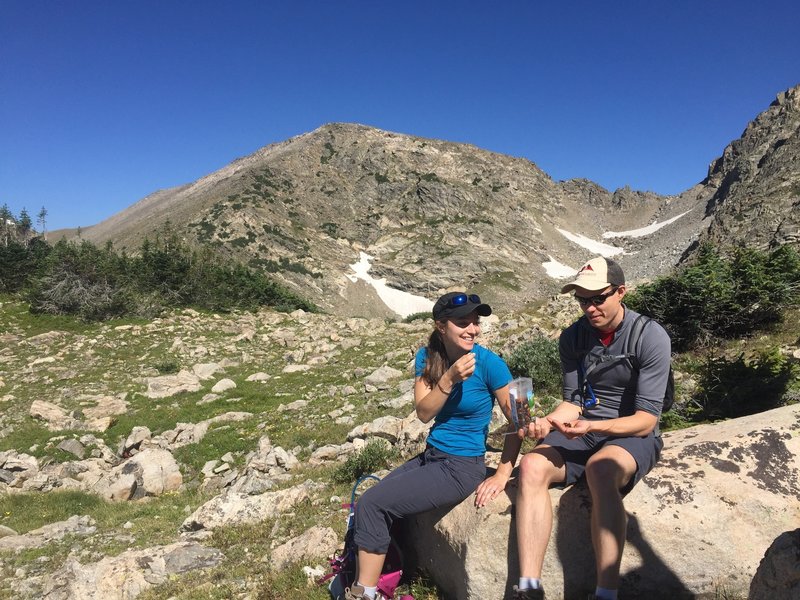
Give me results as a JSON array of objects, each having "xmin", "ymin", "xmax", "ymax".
[{"xmin": 432, "ymin": 292, "xmax": 492, "ymax": 321}]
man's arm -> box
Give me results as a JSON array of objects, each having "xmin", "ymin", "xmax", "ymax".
[
  {"xmin": 633, "ymin": 320, "xmax": 672, "ymax": 416},
  {"xmin": 551, "ymin": 409, "xmax": 658, "ymax": 439}
]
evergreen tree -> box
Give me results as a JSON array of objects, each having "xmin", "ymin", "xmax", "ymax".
[
  {"xmin": 37, "ymin": 206, "xmax": 48, "ymax": 238},
  {"xmin": 0, "ymin": 204, "xmax": 12, "ymax": 247},
  {"xmin": 18, "ymin": 208, "xmax": 32, "ymax": 237}
]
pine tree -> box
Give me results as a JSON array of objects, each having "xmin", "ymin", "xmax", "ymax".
[
  {"xmin": 37, "ymin": 206, "xmax": 48, "ymax": 239},
  {"xmin": 0, "ymin": 204, "xmax": 12, "ymax": 247},
  {"xmin": 18, "ymin": 208, "xmax": 32, "ymax": 237}
]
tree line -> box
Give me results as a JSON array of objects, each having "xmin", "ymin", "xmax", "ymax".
[
  {"xmin": 0, "ymin": 204, "xmax": 47, "ymax": 246},
  {"xmin": 0, "ymin": 225, "xmax": 317, "ymax": 320}
]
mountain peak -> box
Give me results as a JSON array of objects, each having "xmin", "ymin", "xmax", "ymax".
[{"xmin": 72, "ymin": 86, "xmax": 799, "ymax": 317}]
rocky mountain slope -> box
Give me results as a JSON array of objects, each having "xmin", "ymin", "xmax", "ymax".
[
  {"xmin": 689, "ymin": 85, "xmax": 800, "ymax": 254},
  {"xmin": 68, "ymin": 85, "xmax": 799, "ymax": 317}
]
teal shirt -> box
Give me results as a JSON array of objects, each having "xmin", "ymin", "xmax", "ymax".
[{"xmin": 415, "ymin": 344, "xmax": 512, "ymax": 456}]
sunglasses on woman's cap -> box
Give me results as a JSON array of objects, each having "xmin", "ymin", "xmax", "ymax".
[
  {"xmin": 432, "ymin": 292, "xmax": 492, "ymax": 320},
  {"xmin": 447, "ymin": 293, "xmax": 480, "ymax": 308}
]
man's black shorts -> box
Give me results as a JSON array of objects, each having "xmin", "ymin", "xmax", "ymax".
[{"xmin": 540, "ymin": 427, "xmax": 663, "ymax": 495}]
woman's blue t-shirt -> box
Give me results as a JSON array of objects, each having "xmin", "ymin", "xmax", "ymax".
[{"xmin": 414, "ymin": 344, "xmax": 512, "ymax": 456}]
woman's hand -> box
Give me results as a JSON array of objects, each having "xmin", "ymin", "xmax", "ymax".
[
  {"xmin": 474, "ymin": 472, "xmax": 510, "ymax": 508},
  {"xmin": 447, "ymin": 352, "xmax": 476, "ymax": 384}
]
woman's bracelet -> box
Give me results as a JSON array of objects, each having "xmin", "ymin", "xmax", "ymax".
[{"xmin": 436, "ymin": 381, "xmax": 451, "ymax": 395}]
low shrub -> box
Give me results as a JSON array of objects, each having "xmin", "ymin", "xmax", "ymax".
[
  {"xmin": 403, "ymin": 311, "xmax": 429, "ymax": 323},
  {"xmin": 689, "ymin": 348, "xmax": 798, "ymax": 421},
  {"xmin": 333, "ymin": 440, "xmax": 395, "ymax": 484},
  {"xmin": 21, "ymin": 228, "xmax": 318, "ymax": 320},
  {"xmin": 506, "ymin": 336, "xmax": 562, "ymax": 401}
]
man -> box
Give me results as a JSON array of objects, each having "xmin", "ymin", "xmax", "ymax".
[{"xmin": 513, "ymin": 256, "xmax": 671, "ymax": 600}]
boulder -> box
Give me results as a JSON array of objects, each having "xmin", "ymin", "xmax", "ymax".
[
  {"xmin": 192, "ymin": 363, "xmax": 222, "ymax": 380},
  {"xmin": 246, "ymin": 372, "xmax": 271, "ymax": 382},
  {"xmin": 379, "ymin": 389, "xmax": 414, "ymax": 409},
  {"xmin": 270, "ymin": 526, "xmax": 339, "ymax": 570},
  {"xmin": 406, "ymin": 404, "xmax": 800, "ymax": 600},
  {"xmin": 56, "ymin": 439, "xmax": 85, "ymax": 459},
  {"xmin": 28, "ymin": 400, "xmax": 82, "ymax": 431},
  {"xmin": 364, "ymin": 365, "xmax": 404, "ymax": 389},
  {"xmin": 0, "ymin": 450, "xmax": 39, "ymax": 488},
  {"xmin": 749, "ymin": 529, "xmax": 800, "ymax": 600},
  {"xmin": 122, "ymin": 426, "xmax": 152, "ymax": 454},
  {"xmin": 0, "ymin": 515, "xmax": 96, "ymax": 551},
  {"xmin": 309, "ymin": 442, "xmax": 356, "ymax": 465},
  {"xmin": 144, "ymin": 370, "xmax": 201, "ymax": 398},
  {"xmin": 81, "ymin": 394, "xmax": 128, "ymax": 422},
  {"xmin": 94, "ymin": 448, "xmax": 182, "ymax": 501},
  {"xmin": 211, "ymin": 378, "xmax": 236, "ymax": 393},
  {"xmin": 153, "ymin": 412, "xmax": 252, "ymax": 450}
]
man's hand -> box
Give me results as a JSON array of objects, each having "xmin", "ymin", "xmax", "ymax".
[
  {"xmin": 525, "ymin": 416, "xmax": 553, "ymax": 440},
  {"xmin": 474, "ymin": 472, "xmax": 509, "ymax": 508},
  {"xmin": 549, "ymin": 417, "xmax": 592, "ymax": 439}
]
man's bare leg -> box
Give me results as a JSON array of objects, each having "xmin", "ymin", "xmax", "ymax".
[
  {"xmin": 515, "ymin": 447, "xmax": 567, "ymax": 579},
  {"xmin": 584, "ymin": 445, "xmax": 637, "ymax": 590}
]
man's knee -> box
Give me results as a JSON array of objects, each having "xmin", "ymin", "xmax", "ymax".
[
  {"xmin": 518, "ymin": 452, "xmax": 556, "ymax": 487},
  {"xmin": 585, "ymin": 454, "xmax": 632, "ymax": 491}
]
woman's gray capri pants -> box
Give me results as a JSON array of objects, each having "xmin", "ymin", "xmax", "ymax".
[{"xmin": 353, "ymin": 445, "xmax": 486, "ymax": 553}]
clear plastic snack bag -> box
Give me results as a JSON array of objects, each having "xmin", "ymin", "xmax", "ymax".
[{"xmin": 508, "ymin": 377, "xmax": 534, "ymax": 431}]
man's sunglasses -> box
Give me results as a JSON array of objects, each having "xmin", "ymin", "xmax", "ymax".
[
  {"xmin": 446, "ymin": 293, "xmax": 481, "ymax": 309},
  {"xmin": 574, "ymin": 287, "xmax": 619, "ymax": 307}
]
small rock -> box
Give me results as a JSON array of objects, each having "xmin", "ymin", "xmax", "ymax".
[
  {"xmin": 57, "ymin": 439, "xmax": 85, "ymax": 460},
  {"xmin": 246, "ymin": 372, "xmax": 271, "ymax": 382},
  {"xmin": 211, "ymin": 379, "xmax": 236, "ymax": 393}
]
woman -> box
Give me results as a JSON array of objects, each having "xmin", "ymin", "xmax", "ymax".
[{"xmin": 345, "ymin": 291, "xmax": 523, "ymax": 600}]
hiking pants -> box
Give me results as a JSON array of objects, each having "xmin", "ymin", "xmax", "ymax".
[{"xmin": 353, "ymin": 445, "xmax": 486, "ymax": 553}]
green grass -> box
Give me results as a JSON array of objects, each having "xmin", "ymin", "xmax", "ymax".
[{"xmin": 0, "ymin": 488, "xmax": 203, "ymax": 545}]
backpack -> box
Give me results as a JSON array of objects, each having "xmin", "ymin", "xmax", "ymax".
[
  {"xmin": 322, "ymin": 475, "xmax": 413, "ymax": 600},
  {"xmin": 574, "ymin": 314, "xmax": 675, "ymax": 413}
]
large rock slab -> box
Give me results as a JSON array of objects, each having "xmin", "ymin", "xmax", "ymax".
[
  {"xmin": 406, "ymin": 404, "xmax": 800, "ymax": 600},
  {"xmin": 0, "ymin": 515, "xmax": 96, "ymax": 551},
  {"xmin": 0, "ymin": 450, "xmax": 39, "ymax": 488},
  {"xmin": 182, "ymin": 480, "xmax": 317, "ymax": 531},
  {"xmin": 144, "ymin": 370, "xmax": 201, "ymax": 398},
  {"xmin": 40, "ymin": 541, "xmax": 224, "ymax": 599},
  {"xmin": 28, "ymin": 400, "xmax": 83, "ymax": 431},
  {"xmin": 270, "ymin": 525, "xmax": 339, "ymax": 570}
]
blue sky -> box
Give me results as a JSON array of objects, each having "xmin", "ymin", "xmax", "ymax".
[{"xmin": 1, "ymin": 1, "xmax": 798, "ymax": 231}]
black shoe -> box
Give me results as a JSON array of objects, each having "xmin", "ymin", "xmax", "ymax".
[{"xmin": 511, "ymin": 585, "xmax": 545, "ymax": 599}]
